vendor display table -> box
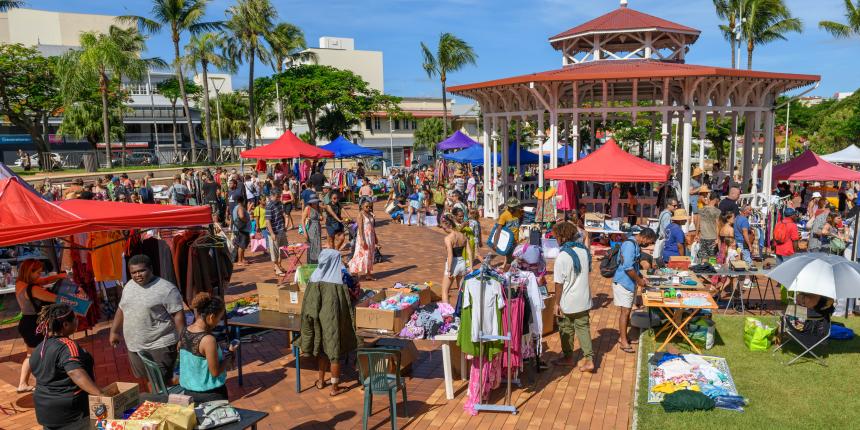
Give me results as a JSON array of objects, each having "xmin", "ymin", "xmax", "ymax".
[
  {"xmin": 227, "ymin": 310, "xmax": 463, "ymax": 400},
  {"xmin": 95, "ymin": 394, "xmax": 269, "ymax": 430},
  {"xmin": 644, "ymin": 293, "xmax": 718, "ymax": 354},
  {"xmin": 692, "ymin": 267, "xmax": 777, "ymax": 315}
]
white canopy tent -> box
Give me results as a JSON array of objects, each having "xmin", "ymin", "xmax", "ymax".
[{"xmin": 821, "ymin": 145, "xmax": 860, "ymax": 164}]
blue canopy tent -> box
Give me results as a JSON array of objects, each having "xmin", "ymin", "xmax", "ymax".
[
  {"xmin": 319, "ymin": 135, "xmax": 383, "ymax": 158},
  {"xmin": 442, "ymin": 144, "xmax": 548, "ymax": 166}
]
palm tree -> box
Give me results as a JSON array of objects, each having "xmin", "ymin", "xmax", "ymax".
[
  {"xmin": 819, "ymin": 0, "xmax": 860, "ymax": 39},
  {"xmin": 266, "ymin": 22, "xmax": 316, "ymax": 133},
  {"xmin": 119, "ymin": 0, "xmax": 221, "ymax": 163},
  {"xmin": 224, "ymin": 0, "xmax": 276, "ymax": 148},
  {"xmin": 713, "ymin": 0, "xmax": 744, "ymax": 68},
  {"xmin": 740, "ymin": 0, "xmax": 802, "ymax": 69},
  {"xmin": 420, "ymin": 33, "xmax": 477, "ymax": 136},
  {"xmin": 185, "ymin": 32, "xmax": 231, "ymax": 162},
  {"xmin": 0, "ymin": 1, "xmax": 24, "ymax": 12},
  {"xmin": 59, "ymin": 32, "xmax": 140, "ymax": 168},
  {"xmin": 157, "ymin": 77, "xmax": 201, "ymax": 162}
]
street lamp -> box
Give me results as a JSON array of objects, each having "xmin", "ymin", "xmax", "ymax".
[{"xmin": 209, "ymin": 76, "xmax": 226, "ymax": 162}]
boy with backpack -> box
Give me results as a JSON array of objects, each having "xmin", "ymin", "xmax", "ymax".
[
  {"xmin": 773, "ymin": 208, "xmax": 800, "ymax": 263},
  {"xmin": 167, "ymin": 174, "xmax": 191, "ymax": 205},
  {"xmin": 606, "ymin": 227, "xmax": 657, "ymax": 353}
]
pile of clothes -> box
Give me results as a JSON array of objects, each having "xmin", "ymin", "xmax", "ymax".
[
  {"xmin": 368, "ymin": 293, "xmax": 419, "ymax": 310},
  {"xmin": 649, "ymin": 353, "xmax": 747, "ymax": 412},
  {"xmin": 399, "ymin": 302, "xmax": 458, "ymax": 339}
]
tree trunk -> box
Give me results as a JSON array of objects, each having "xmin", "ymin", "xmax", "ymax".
[
  {"xmin": 305, "ymin": 111, "xmax": 317, "ymax": 143},
  {"xmin": 747, "ymin": 41, "xmax": 754, "ymax": 70},
  {"xmin": 441, "ymin": 74, "xmax": 448, "ymax": 137},
  {"xmin": 118, "ymin": 76, "xmax": 127, "ymax": 168},
  {"xmin": 276, "ymin": 80, "xmax": 286, "ymax": 133},
  {"xmin": 41, "ymin": 113, "xmax": 51, "ymax": 171},
  {"xmin": 729, "ymin": 31, "xmax": 736, "ymax": 69},
  {"xmin": 100, "ymin": 71, "xmax": 113, "ymax": 169},
  {"xmin": 171, "ymin": 100, "xmax": 179, "ymax": 163},
  {"xmin": 173, "ymin": 30, "xmax": 196, "ymax": 163},
  {"xmin": 247, "ymin": 48, "xmax": 256, "ymax": 148},
  {"xmin": 201, "ymin": 61, "xmax": 214, "ymax": 163}
]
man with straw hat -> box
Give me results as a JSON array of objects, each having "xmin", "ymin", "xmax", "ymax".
[
  {"xmin": 661, "ymin": 208, "xmax": 689, "ymax": 264},
  {"xmin": 689, "ymin": 166, "xmax": 704, "ymax": 213}
]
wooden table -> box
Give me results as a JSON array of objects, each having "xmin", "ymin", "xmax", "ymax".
[
  {"xmin": 227, "ymin": 310, "xmax": 463, "ymax": 400},
  {"xmin": 643, "ymin": 294, "xmax": 718, "ymax": 354}
]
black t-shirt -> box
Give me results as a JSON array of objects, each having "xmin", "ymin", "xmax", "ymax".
[
  {"xmin": 201, "ymin": 181, "xmax": 219, "ymax": 204},
  {"xmin": 309, "ymin": 172, "xmax": 326, "ymax": 191},
  {"xmin": 227, "ymin": 188, "xmax": 243, "ymax": 211},
  {"xmin": 356, "ymin": 166, "xmax": 366, "ymax": 179},
  {"xmin": 718, "ymin": 198, "xmax": 739, "ymax": 216},
  {"xmin": 31, "ymin": 336, "xmax": 94, "ymax": 426}
]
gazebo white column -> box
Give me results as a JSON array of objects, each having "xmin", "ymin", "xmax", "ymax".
[
  {"xmin": 537, "ymin": 111, "xmax": 546, "ymax": 187},
  {"xmin": 762, "ymin": 108, "xmax": 775, "ymax": 199},
  {"xmin": 681, "ymin": 108, "xmax": 693, "ymax": 213},
  {"xmin": 698, "ymin": 110, "xmax": 707, "ymax": 169},
  {"xmin": 501, "ymin": 117, "xmax": 510, "ymax": 191},
  {"xmin": 661, "ymin": 110, "xmax": 670, "ymax": 165},
  {"xmin": 491, "ymin": 117, "xmax": 499, "ymax": 216},
  {"xmin": 482, "ymin": 114, "xmax": 491, "ymax": 215},
  {"xmin": 515, "ymin": 119, "xmax": 522, "ymax": 174},
  {"xmin": 571, "ymin": 112, "xmax": 580, "ymax": 162},
  {"xmin": 742, "ymin": 111, "xmax": 754, "ymax": 187},
  {"xmin": 550, "ymin": 109, "xmax": 559, "ymax": 169},
  {"xmin": 729, "ymin": 111, "xmax": 738, "ymax": 182}
]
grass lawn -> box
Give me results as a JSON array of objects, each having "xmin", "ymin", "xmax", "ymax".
[{"xmin": 636, "ymin": 314, "xmax": 860, "ymax": 430}]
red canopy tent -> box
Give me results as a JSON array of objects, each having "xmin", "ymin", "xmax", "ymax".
[
  {"xmin": 544, "ymin": 139, "xmax": 671, "ymax": 182},
  {"xmin": 773, "ymin": 149, "xmax": 860, "ymax": 182},
  {"xmin": 0, "ymin": 177, "xmax": 211, "ymax": 247},
  {"xmin": 240, "ymin": 130, "xmax": 334, "ymax": 160}
]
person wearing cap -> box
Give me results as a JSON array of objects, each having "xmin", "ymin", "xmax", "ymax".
[
  {"xmin": 494, "ymin": 197, "xmax": 523, "ymax": 264},
  {"xmin": 774, "ymin": 208, "xmax": 800, "ymax": 263},
  {"xmin": 302, "ymin": 192, "xmax": 323, "ymax": 264},
  {"xmin": 697, "ymin": 191, "xmax": 722, "ymax": 260},
  {"xmin": 320, "ymin": 182, "xmax": 333, "ymax": 206},
  {"xmin": 661, "ymin": 209, "xmax": 689, "ymax": 263}
]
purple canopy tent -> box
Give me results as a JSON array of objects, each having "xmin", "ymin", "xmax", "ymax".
[{"xmin": 437, "ymin": 130, "xmax": 479, "ymax": 151}]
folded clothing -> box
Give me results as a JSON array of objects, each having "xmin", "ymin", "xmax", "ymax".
[
  {"xmin": 368, "ymin": 293, "xmax": 419, "ymax": 311},
  {"xmin": 661, "ymin": 390, "xmax": 715, "ymax": 412},
  {"xmin": 398, "ymin": 301, "xmax": 458, "ymax": 339}
]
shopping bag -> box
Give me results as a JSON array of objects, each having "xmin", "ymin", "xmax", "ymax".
[
  {"xmin": 249, "ymin": 236, "xmax": 267, "ymax": 253},
  {"xmin": 385, "ymin": 201, "xmax": 397, "ymax": 214},
  {"xmin": 486, "ymin": 224, "xmax": 515, "ymax": 256},
  {"xmin": 688, "ymin": 317, "xmax": 715, "ymax": 350},
  {"xmin": 743, "ymin": 317, "xmax": 775, "ymax": 351},
  {"xmin": 653, "ymin": 238, "xmax": 665, "ymax": 261}
]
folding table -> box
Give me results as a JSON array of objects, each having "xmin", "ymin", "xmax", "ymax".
[{"xmin": 644, "ymin": 293, "xmax": 718, "ymax": 354}]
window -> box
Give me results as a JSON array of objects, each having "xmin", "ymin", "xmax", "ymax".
[
  {"xmin": 412, "ymin": 120, "xmax": 418, "ymax": 129},
  {"xmin": 374, "ymin": 117, "xmax": 381, "ymax": 130},
  {"xmin": 365, "ymin": 117, "xmax": 372, "ymax": 130},
  {"xmin": 403, "ymin": 120, "xmax": 409, "ymax": 130},
  {"xmin": 394, "ymin": 119, "xmax": 400, "ymax": 130}
]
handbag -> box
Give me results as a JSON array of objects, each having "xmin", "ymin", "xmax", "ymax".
[
  {"xmin": 385, "ymin": 201, "xmax": 397, "ymax": 214},
  {"xmin": 249, "ymin": 236, "xmax": 267, "ymax": 253},
  {"xmin": 486, "ymin": 224, "xmax": 515, "ymax": 256},
  {"xmin": 194, "ymin": 400, "xmax": 240, "ymax": 429}
]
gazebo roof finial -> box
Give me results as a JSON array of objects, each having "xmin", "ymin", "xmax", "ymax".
[{"xmin": 620, "ymin": 0, "xmax": 628, "ymax": 8}]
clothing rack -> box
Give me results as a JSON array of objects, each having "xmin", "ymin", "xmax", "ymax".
[{"xmin": 474, "ymin": 253, "xmax": 517, "ymax": 415}]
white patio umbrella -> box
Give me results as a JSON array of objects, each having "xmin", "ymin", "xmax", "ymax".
[{"xmin": 766, "ymin": 253, "xmax": 860, "ymax": 299}]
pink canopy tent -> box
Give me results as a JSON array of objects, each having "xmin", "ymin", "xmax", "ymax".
[{"xmin": 773, "ymin": 150, "xmax": 860, "ymax": 182}]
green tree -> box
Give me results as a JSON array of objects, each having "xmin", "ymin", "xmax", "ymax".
[
  {"xmin": 0, "ymin": 44, "xmax": 62, "ymax": 168},
  {"xmin": 413, "ymin": 117, "xmax": 445, "ymax": 155},
  {"xmin": 224, "ymin": 0, "xmax": 276, "ymax": 148},
  {"xmin": 266, "ymin": 22, "xmax": 315, "ymax": 133},
  {"xmin": 258, "ymin": 64, "xmax": 396, "ymax": 144},
  {"xmin": 157, "ymin": 77, "xmax": 201, "ymax": 161},
  {"xmin": 740, "ymin": 0, "xmax": 802, "ymax": 69},
  {"xmin": 705, "ymin": 116, "xmax": 733, "ymax": 164},
  {"xmin": 185, "ymin": 31, "xmax": 232, "ymax": 162},
  {"xmin": 58, "ymin": 31, "xmax": 142, "ymax": 168},
  {"xmin": 212, "ymin": 91, "xmax": 249, "ymax": 150},
  {"xmin": 0, "ymin": 1, "xmax": 24, "ymax": 12},
  {"xmin": 119, "ymin": 0, "xmax": 221, "ymax": 162},
  {"xmin": 420, "ymin": 33, "xmax": 477, "ymax": 136},
  {"xmin": 59, "ymin": 100, "xmax": 125, "ymax": 151},
  {"xmin": 819, "ymin": 1, "xmax": 860, "ymax": 39},
  {"xmin": 713, "ymin": 0, "xmax": 744, "ymax": 68}
]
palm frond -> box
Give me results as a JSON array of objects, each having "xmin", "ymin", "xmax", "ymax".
[
  {"xmin": 0, "ymin": 1, "xmax": 25, "ymax": 12},
  {"xmin": 116, "ymin": 15, "xmax": 162, "ymax": 34},
  {"xmin": 420, "ymin": 42, "xmax": 437, "ymax": 79}
]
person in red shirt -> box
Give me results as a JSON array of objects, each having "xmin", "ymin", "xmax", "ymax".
[{"xmin": 774, "ymin": 208, "xmax": 801, "ymax": 263}]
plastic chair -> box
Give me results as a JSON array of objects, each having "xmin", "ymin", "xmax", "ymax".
[
  {"xmin": 137, "ymin": 352, "xmax": 184, "ymax": 395},
  {"xmin": 357, "ymin": 347, "xmax": 408, "ymax": 430}
]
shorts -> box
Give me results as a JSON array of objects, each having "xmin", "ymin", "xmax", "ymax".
[
  {"xmin": 268, "ymin": 230, "xmax": 287, "ymax": 262},
  {"xmin": 128, "ymin": 345, "xmax": 178, "ymax": 384},
  {"xmin": 409, "ymin": 200, "xmax": 421, "ymax": 209},
  {"xmin": 233, "ymin": 231, "xmax": 250, "ymax": 249},
  {"xmin": 18, "ymin": 314, "xmax": 43, "ymax": 348},
  {"xmin": 612, "ymin": 283, "xmax": 635, "ymax": 308},
  {"xmin": 284, "ymin": 202, "xmax": 293, "ymax": 213},
  {"xmin": 697, "ymin": 239, "xmax": 718, "ymax": 260},
  {"xmin": 445, "ymin": 257, "xmax": 468, "ymax": 277},
  {"xmin": 326, "ymin": 223, "xmax": 344, "ymax": 237}
]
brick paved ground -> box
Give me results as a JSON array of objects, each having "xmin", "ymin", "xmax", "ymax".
[{"xmin": 0, "ymin": 201, "xmax": 781, "ymax": 429}]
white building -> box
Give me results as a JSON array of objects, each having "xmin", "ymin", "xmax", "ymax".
[{"xmin": 302, "ymin": 37, "xmax": 384, "ymax": 92}]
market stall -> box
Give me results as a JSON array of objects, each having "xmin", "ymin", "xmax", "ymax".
[
  {"xmin": 240, "ymin": 130, "xmax": 334, "ymax": 160},
  {"xmin": 319, "ymin": 135, "xmax": 383, "ymax": 159},
  {"xmin": 773, "ymin": 149, "xmax": 860, "ymax": 182},
  {"xmin": 437, "ymin": 130, "xmax": 479, "ymax": 151},
  {"xmin": 820, "ymin": 144, "xmax": 860, "ymax": 164}
]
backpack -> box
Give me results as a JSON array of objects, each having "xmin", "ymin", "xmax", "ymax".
[
  {"xmin": 139, "ymin": 186, "xmax": 153, "ymax": 203},
  {"xmin": 772, "ymin": 221, "xmax": 788, "ymax": 244},
  {"xmin": 171, "ymin": 185, "xmax": 188, "ymax": 204},
  {"xmin": 599, "ymin": 239, "xmax": 635, "ymax": 278}
]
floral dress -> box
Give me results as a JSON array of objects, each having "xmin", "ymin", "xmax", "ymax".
[{"xmin": 348, "ymin": 212, "xmax": 376, "ymax": 275}]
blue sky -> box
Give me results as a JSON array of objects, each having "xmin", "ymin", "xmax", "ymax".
[{"xmin": 30, "ymin": 0, "xmax": 859, "ymax": 99}]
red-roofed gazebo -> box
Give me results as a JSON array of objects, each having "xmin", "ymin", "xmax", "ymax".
[{"xmin": 448, "ymin": 0, "xmax": 819, "ymax": 217}]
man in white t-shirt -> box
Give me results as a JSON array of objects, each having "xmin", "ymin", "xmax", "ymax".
[{"xmin": 551, "ymin": 222, "xmax": 595, "ymax": 373}]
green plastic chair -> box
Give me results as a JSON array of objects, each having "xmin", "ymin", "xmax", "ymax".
[
  {"xmin": 137, "ymin": 352, "xmax": 184, "ymax": 395},
  {"xmin": 357, "ymin": 347, "xmax": 408, "ymax": 430}
]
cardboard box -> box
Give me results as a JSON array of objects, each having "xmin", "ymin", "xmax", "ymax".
[
  {"xmin": 278, "ymin": 283, "xmax": 303, "ymax": 314},
  {"xmin": 257, "ymin": 282, "xmax": 286, "ymax": 311},
  {"xmin": 584, "ymin": 212, "xmax": 606, "ymax": 229},
  {"xmin": 89, "ymin": 382, "xmax": 140, "ymax": 419},
  {"xmin": 667, "ymin": 256, "xmax": 691, "ymax": 270},
  {"xmin": 355, "ymin": 290, "xmax": 418, "ymax": 332},
  {"xmin": 374, "ymin": 338, "xmax": 419, "ymax": 369},
  {"xmin": 542, "ymin": 293, "xmax": 557, "ymax": 335}
]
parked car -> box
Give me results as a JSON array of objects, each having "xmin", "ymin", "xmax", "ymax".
[
  {"xmin": 14, "ymin": 152, "xmax": 63, "ymax": 170},
  {"xmin": 111, "ymin": 152, "xmax": 156, "ymax": 166}
]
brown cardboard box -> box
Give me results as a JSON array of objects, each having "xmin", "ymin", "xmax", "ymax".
[
  {"xmin": 391, "ymin": 284, "xmax": 433, "ymax": 305},
  {"xmin": 89, "ymin": 382, "xmax": 140, "ymax": 419},
  {"xmin": 374, "ymin": 338, "xmax": 419, "ymax": 369},
  {"xmin": 355, "ymin": 290, "xmax": 418, "ymax": 332},
  {"xmin": 542, "ymin": 293, "xmax": 557, "ymax": 335},
  {"xmin": 278, "ymin": 283, "xmax": 303, "ymax": 314},
  {"xmin": 257, "ymin": 282, "xmax": 283, "ymax": 311}
]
